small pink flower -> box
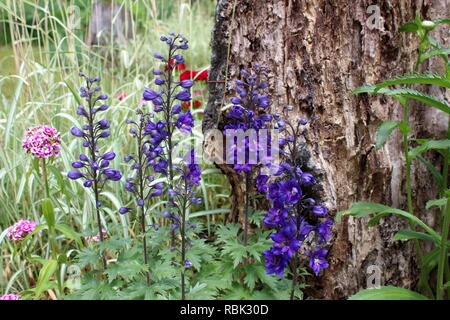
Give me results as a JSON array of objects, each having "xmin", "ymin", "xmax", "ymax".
[
  {"xmin": 0, "ymin": 294, "xmax": 21, "ymax": 300},
  {"xmin": 6, "ymin": 220, "xmax": 39, "ymax": 241},
  {"xmin": 22, "ymin": 125, "xmax": 61, "ymax": 158},
  {"xmin": 84, "ymin": 229, "xmax": 107, "ymax": 242},
  {"xmin": 116, "ymin": 92, "xmax": 127, "ymax": 101}
]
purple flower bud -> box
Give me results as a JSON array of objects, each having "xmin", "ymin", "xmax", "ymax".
[
  {"xmin": 137, "ymin": 199, "xmax": 144, "ymax": 206},
  {"xmin": 230, "ymin": 97, "xmax": 243, "ymax": 105},
  {"xmin": 67, "ymin": 170, "xmax": 83, "ymax": 180},
  {"xmin": 83, "ymin": 180, "xmax": 93, "ymax": 187},
  {"xmin": 163, "ymin": 211, "xmax": 172, "ymax": 218},
  {"xmin": 155, "ymin": 78, "xmax": 165, "ymax": 85},
  {"xmin": 301, "ymin": 173, "xmax": 315, "ymax": 185},
  {"xmin": 119, "ymin": 207, "xmax": 131, "ymax": 214},
  {"xmin": 172, "ymin": 104, "xmax": 181, "ymax": 114},
  {"xmin": 124, "ymin": 155, "xmax": 133, "ymax": 162},
  {"xmin": 153, "ymin": 182, "xmax": 164, "ymax": 189},
  {"xmin": 184, "ymin": 260, "xmax": 192, "ymax": 268},
  {"xmin": 299, "ymin": 118, "xmax": 308, "ymax": 125},
  {"xmin": 97, "ymin": 94, "xmax": 108, "ymax": 100},
  {"xmin": 150, "ymin": 189, "xmax": 163, "ymax": 197},
  {"xmin": 143, "ymin": 89, "xmax": 161, "ymax": 101},
  {"xmin": 99, "ymin": 104, "xmax": 109, "ymax": 111},
  {"xmin": 153, "ymin": 69, "xmax": 163, "ymax": 75},
  {"xmin": 312, "ymin": 206, "xmax": 328, "ymax": 216},
  {"xmin": 179, "ymin": 80, "xmax": 194, "ymax": 89},
  {"xmin": 97, "ymin": 201, "xmax": 102, "ymax": 207},
  {"xmin": 160, "ymin": 36, "xmax": 167, "ymax": 41},
  {"xmin": 101, "ymin": 151, "xmax": 116, "ymax": 160},
  {"xmin": 98, "ymin": 119, "xmax": 110, "ymax": 130},
  {"xmin": 71, "ymin": 127, "xmax": 84, "ymax": 137},
  {"xmin": 154, "ymin": 53, "xmax": 164, "ymax": 60},
  {"xmin": 175, "ymin": 90, "xmax": 191, "ymax": 102},
  {"xmin": 98, "ymin": 131, "xmax": 110, "ymax": 138},
  {"xmin": 80, "ymin": 154, "xmax": 89, "ymax": 162},
  {"xmin": 100, "ymin": 160, "xmax": 109, "ymax": 168},
  {"xmin": 72, "ymin": 161, "xmax": 85, "ymax": 168}
]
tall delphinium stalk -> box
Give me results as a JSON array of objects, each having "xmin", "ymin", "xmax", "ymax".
[
  {"xmin": 67, "ymin": 73, "xmax": 122, "ymax": 269},
  {"xmin": 120, "ymin": 109, "xmax": 165, "ymax": 287},
  {"xmin": 260, "ymin": 112, "xmax": 332, "ymax": 300},
  {"xmin": 143, "ymin": 32, "xmax": 193, "ymax": 248},
  {"xmin": 223, "ymin": 64, "xmax": 272, "ymax": 246},
  {"xmin": 141, "ymin": 32, "xmax": 201, "ymax": 300}
]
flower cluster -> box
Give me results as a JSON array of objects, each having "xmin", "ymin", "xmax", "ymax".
[
  {"xmin": 67, "ymin": 74, "xmax": 122, "ymax": 188},
  {"xmin": 261, "ymin": 114, "xmax": 332, "ymax": 277},
  {"xmin": 6, "ymin": 220, "xmax": 39, "ymax": 241},
  {"xmin": 22, "ymin": 125, "xmax": 61, "ymax": 158},
  {"xmin": 0, "ymin": 294, "xmax": 21, "ymax": 300},
  {"xmin": 224, "ymin": 64, "xmax": 273, "ymax": 174},
  {"xmin": 134, "ymin": 33, "xmax": 201, "ymax": 298}
]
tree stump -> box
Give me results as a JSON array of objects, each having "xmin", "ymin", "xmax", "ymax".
[{"xmin": 203, "ymin": 0, "xmax": 449, "ymax": 299}]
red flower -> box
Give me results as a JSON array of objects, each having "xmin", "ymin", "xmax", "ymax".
[
  {"xmin": 181, "ymin": 100, "xmax": 202, "ymax": 110},
  {"xmin": 164, "ymin": 59, "xmax": 186, "ymax": 71},
  {"xmin": 180, "ymin": 69, "xmax": 208, "ymax": 81}
]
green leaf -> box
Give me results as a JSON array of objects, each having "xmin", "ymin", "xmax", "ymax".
[
  {"xmin": 419, "ymin": 48, "xmax": 450, "ymax": 64},
  {"xmin": 55, "ymin": 224, "xmax": 83, "ymax": 247},
  {"xmin": 393, "ymin": 229, "xmax": 438, "ymax": 244},
  {"xmin": 383, "ymin": 88, "xmax": 450, "ymax": 114},
  {"xmin": 374, "ymin": 73, "xmax": 450, "ymax": 90},
  {"xmin": 433, "ymin": 18, "xmax": 450, "ymax": 25},
  {"xmin": 375, "ymin": 121, "xmax": 399, "ymax": 149},
  {"xmin": 64, "ymin": 81, "xmax": 83, "ymax": 106},
  {"xmin": 425, "ymin": 197, "xmax": 447, "ymax": 209},
  {"xmin": 399, "ymin": 21, "xmax": 418, "ymax": 33},
  {"xmin": 417, "ymin": 155, "xmax": 444, "ymax": 190},
  {"xmin": 35, "ymin": 259, "xmax": 58, "ymax": 298},
  {"xmin": 348, "ymin": 286, "xmax": 430, "ymax": 300},
  {"xmin": 337, "ymin": 202, "xmax": 440, "ymax": 242},
  {"xmin": 408, "ymin": 140, "xmax": 450, "ymax": 161},
  {"xmin": 41, "ymin": 198, "xmax": 55, "ymax": 228}
]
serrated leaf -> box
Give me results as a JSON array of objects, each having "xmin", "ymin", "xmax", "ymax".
[
  {"xmin": 383, "ymin": 88, "xmax": 450, "ymax": 114},
  {"xmin": 349, "ymin": 286, "xmax": 429, "ymax": 300},
  {"xmin": 374, "ymin": 73, "xmax": 450, "ymax": 90},
  {"xmin": 375, "ymin": 121, "xmax": 399, "ymax": 149}
]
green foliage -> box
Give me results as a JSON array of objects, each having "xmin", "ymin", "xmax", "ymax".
[
  {"xmin": 348, "ymin": 286, "xmax": 430, "ymax": 300},
  {"xmin": 346, "ymin": 12, "xmax": 450, "ymax": 300}
]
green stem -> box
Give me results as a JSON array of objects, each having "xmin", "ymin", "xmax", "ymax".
[
  {"xmin": 42, "ymin": 158, "xmax": 63, "ymax": 298},
  {"xmin": 436, "ymin": 197, "xmax": 450, "ymax": 300},
  {"xmin": 42, "ymin": 158, "xmax": 50, "ymax": 199}
]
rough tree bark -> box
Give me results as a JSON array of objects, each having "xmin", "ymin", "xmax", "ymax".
[{"xmin": 203, "ymin": 0, "xmax": 449, "ymax": 299}]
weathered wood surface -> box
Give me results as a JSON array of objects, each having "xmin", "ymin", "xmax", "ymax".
[{"xmin": 203, "ymin": 0, "xmax": 449, "ymax": 299}]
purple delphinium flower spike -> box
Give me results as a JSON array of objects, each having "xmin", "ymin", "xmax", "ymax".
[{"xmin": 67, "ymin": 74, "xmax": 122, "ymax": 269}]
